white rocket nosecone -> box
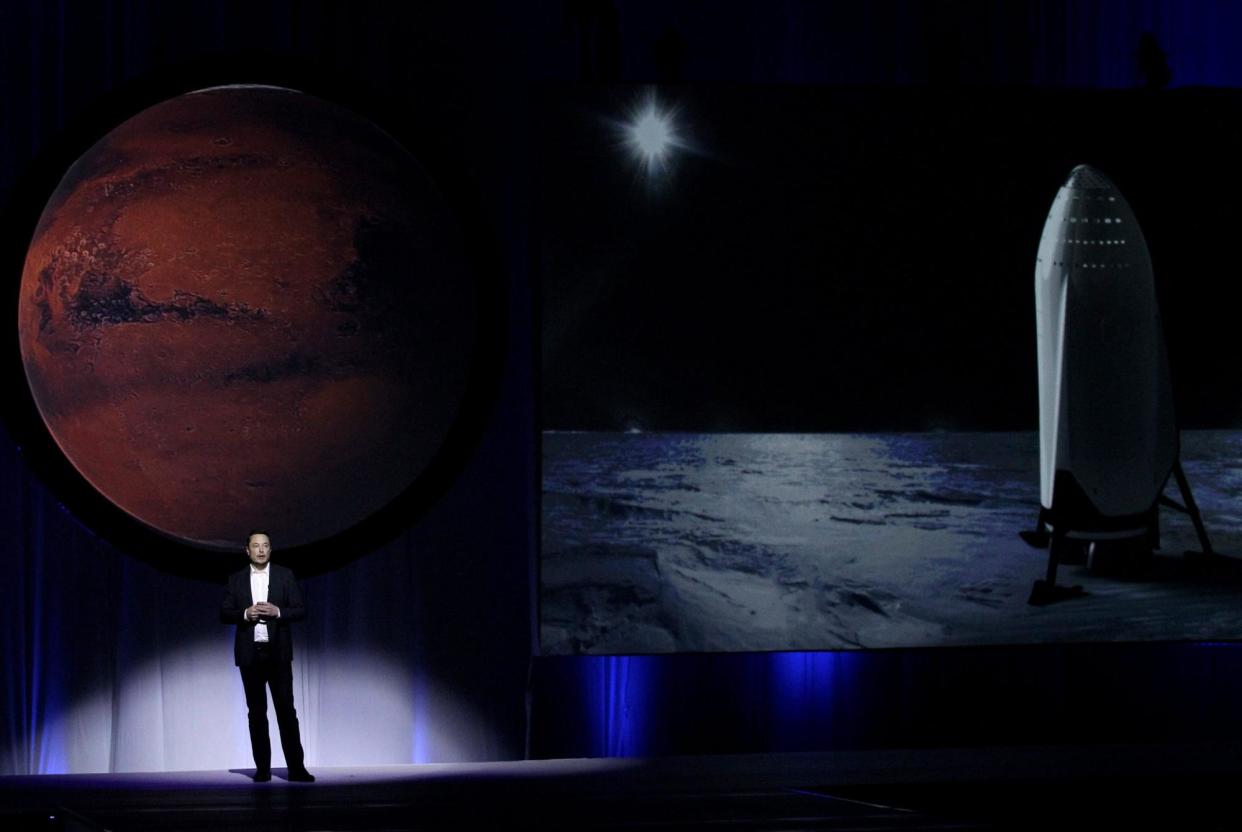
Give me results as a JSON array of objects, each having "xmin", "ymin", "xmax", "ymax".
[{"xmin": 1034, "ymin": 165, "xmax": 1176, "ymax": 537}]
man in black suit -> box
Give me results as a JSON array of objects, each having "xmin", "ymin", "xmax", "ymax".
[{"xmin": 220, "ymin": 531, "xmax": 315, "ymax": 783}]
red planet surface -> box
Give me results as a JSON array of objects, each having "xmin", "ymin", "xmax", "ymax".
[{"xmin": 18, "ymin": 85, "xmax": 475, "ymax": 550}]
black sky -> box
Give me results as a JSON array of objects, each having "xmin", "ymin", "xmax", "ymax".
[{"xmin": 540, "ymin": 85, "xmax": 1242, "ymax": 432}]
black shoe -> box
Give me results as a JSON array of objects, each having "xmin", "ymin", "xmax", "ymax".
[
  {"xmin": 253, "ymin": 769, "xmax": 271, "ymax": 782},
  {"xmin": 288, "ymin": 768, "xmax": 315, "ymax": 783}
]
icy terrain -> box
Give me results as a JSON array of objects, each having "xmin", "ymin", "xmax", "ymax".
[{"xmin": 541, "ymin": 431, "xmax": 1242, "ymax": 654}]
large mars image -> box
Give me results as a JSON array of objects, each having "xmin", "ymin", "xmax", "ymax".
[{"xmin": 18, "ymin": 85, "xmax": 475, "ymax": 550}]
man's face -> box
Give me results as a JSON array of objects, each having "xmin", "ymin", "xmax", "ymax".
[{"xmin": 246, "ymin": 534, "xmax": 272, "ymax": 568}]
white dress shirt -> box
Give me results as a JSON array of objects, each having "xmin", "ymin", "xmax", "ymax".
[{"xmin": 249, "ymin": 564, "xmax": 278, "ymax": 642}]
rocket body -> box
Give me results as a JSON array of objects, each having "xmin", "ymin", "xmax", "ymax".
[{"xmin": 1034, "ymin": 165, "xmax": 1176, "ymax": 537}]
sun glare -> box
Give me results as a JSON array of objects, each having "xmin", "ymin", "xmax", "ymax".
[{"xmin": 624, "ymin": 96, "xmax": 682, "ymax": 176}]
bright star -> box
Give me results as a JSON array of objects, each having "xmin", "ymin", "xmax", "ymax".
[
  {"xmin": 631, "ymin": 109, "xmax": 672, "ymax": 160},
  {"xmin": 623, "ymin": 94, "xmax": 683, "ymax": 177}
]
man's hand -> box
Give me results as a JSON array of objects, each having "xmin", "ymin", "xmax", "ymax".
[{"xmin": 245, "ymin": 603, "xmax": 278, "ymax": 621}]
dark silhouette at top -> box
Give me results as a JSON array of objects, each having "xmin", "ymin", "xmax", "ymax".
[
  {"xmin": 1138, "ymin": 32, "xmax": 1172, "ymax": 90},
  {"xmin": 566, "ymin": 0, "xmax": 621, "ymax": 82}
]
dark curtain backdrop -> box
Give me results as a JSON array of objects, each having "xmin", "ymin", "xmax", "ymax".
[
  {"xmin": 529, "ymin": 647, "xmax": 1242, "ymax": 759},
  {"xmin": 6, "ymin": 0, "xmax": 1242, "ymax": 774}
]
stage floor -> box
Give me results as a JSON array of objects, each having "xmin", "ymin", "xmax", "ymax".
[{"xmin": 3, "ymin": 743, "xmax": 1241, "ymax": 830}]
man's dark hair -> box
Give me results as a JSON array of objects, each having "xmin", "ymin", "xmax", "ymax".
[{"xmin": 246, "ymin": 530, "xmax": 270, "ymax": 545}]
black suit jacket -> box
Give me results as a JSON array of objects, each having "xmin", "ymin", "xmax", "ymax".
[{"xmin": 220, "ymin": 563, "xmax": 306, "ymax": 667}]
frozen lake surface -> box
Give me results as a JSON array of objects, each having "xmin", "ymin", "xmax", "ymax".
[{"xmin": 541, "ymin": 431, "xmax": 1242, "ymax": 654}]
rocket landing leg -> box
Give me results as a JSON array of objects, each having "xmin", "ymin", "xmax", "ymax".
[
  {"xmin": 1161, "ymin": 460, "xmax": 1215, "ymax": 559},
  {"xmin": 1019, "ymin": 520, "xmax": 1051, "ymax": 549},
  {"xmin": 1026, "ymin": 459, "xmax": 1213, "ymax": 605},
  {"xmin": 1028, "ymin": 531, "xmax": 1087, "ymax": 606}
]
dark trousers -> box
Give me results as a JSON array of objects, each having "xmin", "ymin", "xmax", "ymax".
[{"xmin": 239, "ymin": 643, "xmax": 305, "ymax": 773}]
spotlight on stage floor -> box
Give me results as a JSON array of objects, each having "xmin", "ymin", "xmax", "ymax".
[{"xmin": 19, "ymin": 638, "xmax": 482, "ymax": 774}]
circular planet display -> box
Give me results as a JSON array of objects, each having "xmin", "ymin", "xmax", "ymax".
[{"xmin": 18, "ymin": 85, "xmax": 475, "ymax": 551}]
